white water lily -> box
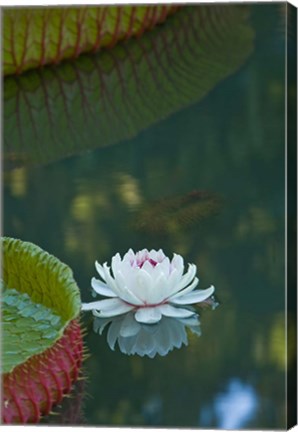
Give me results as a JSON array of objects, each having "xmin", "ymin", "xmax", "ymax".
[
  {"xmin": 82, "ymin": 248, "xmax": 215, "ymax": 324},
  {"xmin": 93, "ymin": 312, "xmax": 202, "ymax": 358}
]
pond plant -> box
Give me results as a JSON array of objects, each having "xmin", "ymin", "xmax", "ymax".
[
  {"xmin": 82, "ymin": 249, "xmax": 217, "ymax": 357},
  {"xmin": 1, "ymin": 237, "xmax": 83, "ymax": 423},
  {"xmin": 3, "ymin": 5, "xmax": 178, "ymax": 76},
  {"xmin": 3, "ymin": 5, "xmax": 253, "ymax": 169}
]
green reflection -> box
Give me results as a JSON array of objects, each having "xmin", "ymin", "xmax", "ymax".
[{"xmin": 4, "ymin": 4, "xmax": 254, "ymax": 169}]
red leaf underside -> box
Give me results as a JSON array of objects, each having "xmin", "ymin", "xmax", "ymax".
[{"xmin": 2, "ymin": 319, "xmax": 84, "ymax": 424}]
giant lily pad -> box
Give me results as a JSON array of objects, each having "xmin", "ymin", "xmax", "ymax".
[
  {"xmin": 3, "ymin": 5, "xmax": 177, "ymax": 76},
  {"xmin": 3, "ymin": 5, "xmax": 254, "ymax": 170},
  {"xmin": 1, "ymin": 237, "xmax": 81, "ymax": 374}
]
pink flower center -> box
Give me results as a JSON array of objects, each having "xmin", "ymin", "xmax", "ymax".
[{"xmin": 137, "ymin": 258, "xmax": 158, "ymax": 268}]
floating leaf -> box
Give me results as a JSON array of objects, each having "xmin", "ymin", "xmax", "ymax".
[
  {"xmin": 3, "ymin": 319, "xmax": 84, "ymax": 424},
  {"xmin": 3, "ymin": 5, "xmax": 178, "ymax": 76},
  {"xmin": 3, "ymin": 5, "xmax": 254, "ymax": 170},
  {"xmin": 1, "ymin": 237, "xmax": 81, "ymax": 374}
]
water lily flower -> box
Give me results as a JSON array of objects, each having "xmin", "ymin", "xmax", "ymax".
[
  {"xmin": 93, "ymin": 312, "xmax": 202, "ymax": 358},
  {"xmin": 81, "ymin": 248, "xmax": 215, "ymax": 324}
]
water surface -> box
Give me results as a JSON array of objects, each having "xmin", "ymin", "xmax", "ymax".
[{"xmin": 3, "ymin": 3, "xmax": 288, "ymax": 429}]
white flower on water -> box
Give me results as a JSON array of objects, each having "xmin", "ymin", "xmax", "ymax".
[
  {"xmin": 81, "ymin": 248, "xmax": 215, "ymax": 324},
  {"xmin": 93, "ymin": 312, "xmax": 202, "ymax": 358}
]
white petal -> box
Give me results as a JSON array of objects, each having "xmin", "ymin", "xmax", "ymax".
[
  {"xmin": 134, "ymin": 330, "xmax": 156, "ymax": 355},
  {"xmin": 111, "ymin": 253, "xmax": 122, "ymax": 276},
  {"xmin": 84, "ymin": 298, "xmax": 133, "ymax": 317},
  {"xmin": 102, "ymin": 263, "xmax": 121, "ymax": 294},
  {"xmin": 167, "ymin": 267, "xmax": 179, "ymax": 285},
  {"xmin": 119, "ymin": 312, "xmax": 141, "ymax": 337},
  {"xmin": 140, "ymin": 259, "xmax": 156, "ymax": 276},
  {"xmin": 155, "ymin": 257, "xmax": 171, "ymax": 276},
  {"xmin": 164, "ymin": 268, "xmax": 181, "ymax": 298},
  {"xmin": 107, "ymin": 319, "xmax": 122, "ymax": 350},
  {"xmin": 147, "ymin": 249, "xmax": 160, "ymax": 261},
  {"xmin": 134, "ymin": 307, "xmax": 163, "ymax": 324},
  {"xmin": 82, "ymin": 300, "xmax": 107, "ymax": 311},
  {"xmin": 153, "ymin": 317, "xmax": 187, "ymax": 356},
  {"xmin": 135, "ymin": 269, "xmax": 154, "ymax": 302},
  {"xmin": 171, "ymin": 253, "xmax": 184, "ymax": 273},
  {"xmin": 93, "ymin": 317, "xmax": 113, "ymax": 334},
  {"xmin": 118, "ymin": 334, "xmax": 138, "ymax": 355},
  {"xmin": 167, "ymin": 318, "xmax": 188, "ymax": 348},
  {"xmin": 156, "ymin": 248, "xmax": 166, "ymax": 261},
  {"xmin": 149, "ymin": 322, "xmax": 171, "ymax": 357},
  {"xmin": 158, "ymin": 303, "xmax": 195, "ymax": 318},
  {"xmin": 179, "ymin": 314, "xmax": 200, "ymax": 326},
  {"xmin": 170, "ymin": 264, "xmax": 197, "ymax": 296},
  {"xmin": 189, "ymin": 325, "xmax": 202, "ymax": 336},
  {"xmin": 127, "ymin": 248, "xmax": 136, "ymax": 256},
  {"xmin": 145, "ymin": 272, "xmax": 168, "ymax": 304},
  {"xmin": 91, "ymin": 277, "xmax": 117, "ymax": 297},
  {"xmin": 95, "ymin": 261, "xmax": 107, "ymax": 281},
  {"xmin": 123, "ymin": 249, "xmax": 136, "ymax": 263},
  {"xmin": 136, "ymin": 249, "xmax": 149, "ymax": 263},
  {"xmin": 142, "ymin": 323, "xmax": 160, "ymax": 335},
  {"xmin": 117, "ymin": 259, "xmax": 135, "ymax": 284},
  {"xmin": 171, "ymin": 285, "xmax": 215, "ymax": 305},
  {"xmin": 170, "ymin": 277, "xmax": 199, "ymax": 300},
  {"xmin": 114, "ymin": 270, "xmax": 144, "ymax": 305}
]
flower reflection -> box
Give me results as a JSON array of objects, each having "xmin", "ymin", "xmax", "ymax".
[
  {"xmin": 93, "ymin": 311, "xmax": 202, "ymax": 358},
  {"xmin": 82, "ymin": 249, "xmax": 215, "ymax": 325}
]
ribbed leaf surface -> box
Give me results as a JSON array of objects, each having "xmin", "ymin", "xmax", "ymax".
[
  {"xmin": 4, "ymin": 5, "xmax": 254, "ymax": 169},
  {"xmin": 3, "ymin": 5, "xmax": 177, "ymax": 75},
  {"xmin": 1, "ymin": 237, "xmax": 81, "ymax": 373},
  {"xmin": 2, "ymin": 286, "xmax": 63, "ymax": 373}
]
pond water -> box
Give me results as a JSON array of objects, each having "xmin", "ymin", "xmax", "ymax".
[{"xmin": 3, "ymin": 3, "xmax": 293, "ymax": 429}]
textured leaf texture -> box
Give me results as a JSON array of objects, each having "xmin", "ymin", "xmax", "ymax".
[
  {"xmin": 2, "ymin": 286, "xmax": 63, "ymax": 373},
  {"xmin": 3, "ymin": 5, "xmax": 254, "ymax": 170},
  {"xmin": 3, "ymin": 5, "xmax": 178, "ymax": 75},
  {"xmin": 3, "ymin": 319, "xmax": 83, "ymax": 423},
  {"xmin": 1, "ymin": 237, "xmax": 81, "ymax": 373}
]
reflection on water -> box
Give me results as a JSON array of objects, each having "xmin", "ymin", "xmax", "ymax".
[
  {"xmin": 133, "ymin": 190, "xmax": 221, "ymax": 235},
  {"xmin": 142, "ymin": 394, "xmax": 163, "ymax": 425},
  {"xmin": 3, "ymin": 5, "xmax": 253, "ymax": 169},
  {"xmin": 41, "ymin": 379, "xmax": 87, "ymax": 425},
  {"xmin": 93, "ymin": 312, "xmax": 202, "ymax": 358},
  {"xmin": 199, "ymin": 378, "xmax": 258, "ymax": 429}
]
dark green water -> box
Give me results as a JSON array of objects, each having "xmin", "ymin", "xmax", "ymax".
[{"xmin": 3, "ymin": 3, "xmax": 290, "ymax": 429}]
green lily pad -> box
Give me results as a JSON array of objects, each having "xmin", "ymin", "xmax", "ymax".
[
  {"xmin": 1, "ymin": 237, "xmax": 81, "ymax": 374},
  {"xmin": 3, "ymin": 6, "xmax": 176, "ymax": 76},
  {"xmin": 3, "ymin": 6, "xmax": 254, "ymax": 170}
]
